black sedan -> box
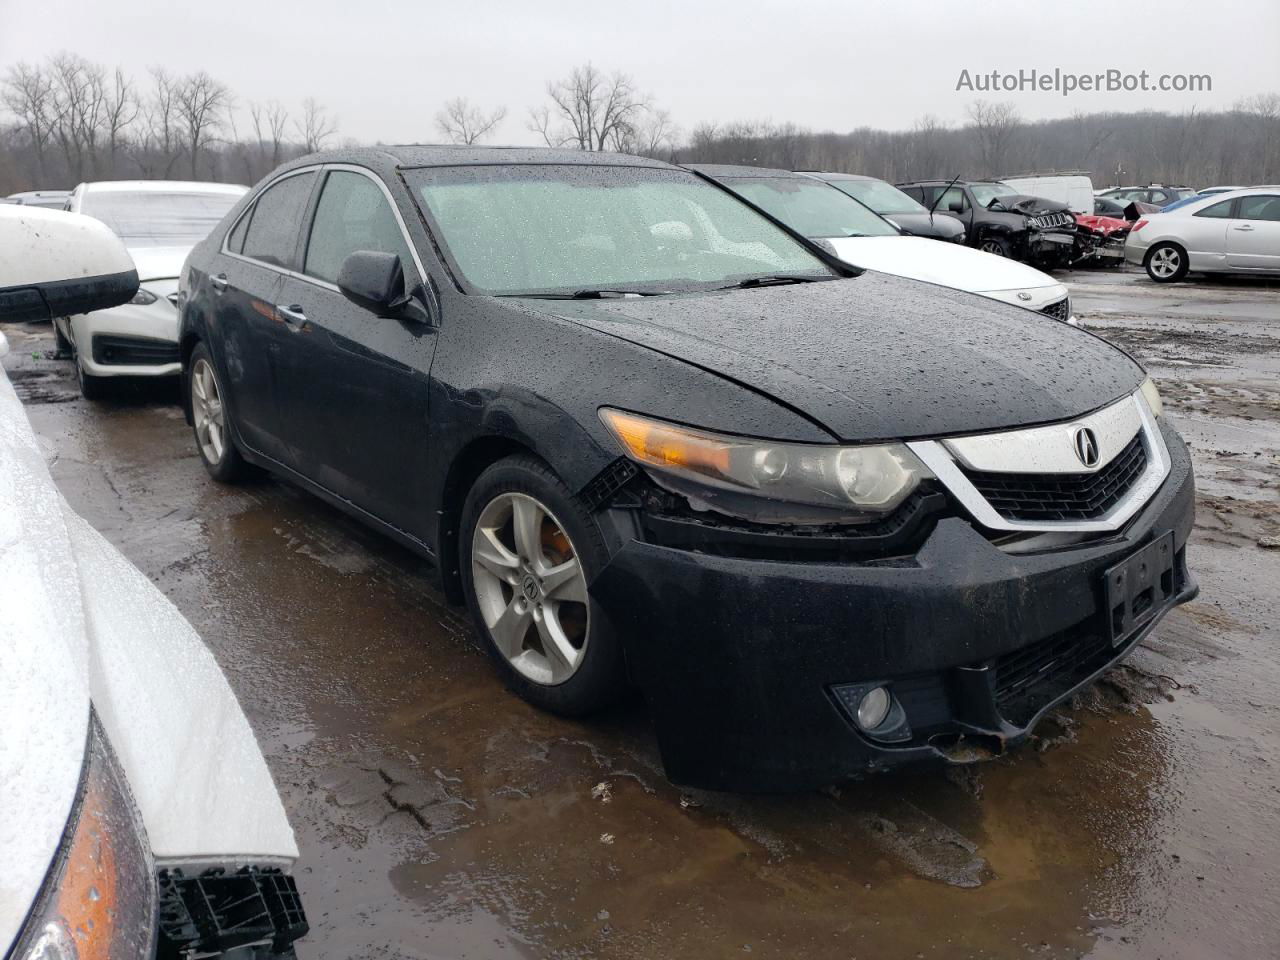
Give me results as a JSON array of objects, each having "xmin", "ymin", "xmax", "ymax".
[
  {"xmin": 799, "ymin": 171, "xmax": 966, "ymax": 243},
  {"xmin": 179, "ymin": 147, "xmax": 1196, "ymax": 791}
]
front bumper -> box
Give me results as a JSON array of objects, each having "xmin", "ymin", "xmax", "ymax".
[
  {"xmin": 1027, "ymin": 230, "xmax": 1076, "ymax": 263},
  {"xmin": 68, "ymin": 283, "xmax": 181, "ymax": 377},
  {"xmin": 593, "ymin": 422, "xmax": 1196, "ymax": 792}
]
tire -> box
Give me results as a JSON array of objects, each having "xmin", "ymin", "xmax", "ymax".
[
  {"xmin": 54, "ymin": 322, "xmax": 73, "ymax": 358},
  {"xmin": 1145, "ymin": 242, "xmax": 1189, "ymax": 283},
  {"xmin": 459, "ymin": 454, "xmax": 626, "ymax": 716},
  {"xmin": 978, "ymin": 236, "xmax": 1012, "ymax": 258},
  {"xmin": 75, "ymin": 358, "xmax": 111, "ymax": 401},
  {"xmin": 188, "ymin": 341, "xmax": 251, "ymax": 483}
]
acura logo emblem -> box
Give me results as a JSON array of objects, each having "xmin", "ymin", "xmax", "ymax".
[{"xmin": 1072, "ymin": 426, "xmax": 1100, "ymax": 467}]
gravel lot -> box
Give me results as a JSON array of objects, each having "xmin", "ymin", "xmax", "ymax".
[{"xmin": 4, "ymin": 267, "xmax": 1278, "ymax": 959}]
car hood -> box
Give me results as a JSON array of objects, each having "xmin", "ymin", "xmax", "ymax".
[
  {"xmin": 988, "ymin": 194, "xmax": 1072, "ymax": 217},
  {"xmin": 825, "ymin": 236, "xmax": 1059, "ymax": 293},
  {"xmin": 126, "ymin": 244, "xmax": 191, "ymax": 282},
  {"xmin": 0, "ymin": 370, "xmax": 296, "ymax": 956},
  {"xmin": 881, "ymin": 211, "xmax": 964, "ymax": 236},
  {"xmin": 532, "ymin": 273, "xmax": 1143, "ymax": 441}
]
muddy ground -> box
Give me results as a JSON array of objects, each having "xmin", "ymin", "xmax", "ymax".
[{"xmin": 3, "ymin": 267, "xmax": 1278, "ymax": 959}]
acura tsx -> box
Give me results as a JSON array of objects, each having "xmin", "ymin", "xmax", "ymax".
[{"xmin": 177, "ymin": 146, "xmax": 1197, "ymax": 792}]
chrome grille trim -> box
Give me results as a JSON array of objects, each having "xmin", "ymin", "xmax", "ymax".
[{"xmin": 907, "ymin": 390, "xmax": 1171, "ymax": 534}]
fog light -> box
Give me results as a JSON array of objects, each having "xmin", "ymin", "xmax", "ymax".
[{"xmin": 856, "ymin": 686, "xmax": 891, "ymax": 730}]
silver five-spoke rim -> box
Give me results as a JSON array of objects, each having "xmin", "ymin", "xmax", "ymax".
[
  {"xmin": 472, "ymin": 492, "xmax": 589, "ymax": 686},
  {"xmin": 191, "ymin": 358, "xmax": 226, "ymax": 464},
  {"xmin": 1150, "ymin": 247, "xmax": 1180, "ymax": 278},
  {"xmin": 980, "ymin": 240, "xmax": 1005, "ymax": 256}
]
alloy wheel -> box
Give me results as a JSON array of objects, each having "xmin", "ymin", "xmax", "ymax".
[
  {"xmin": 1149, "ymin": 247, "xmax": 1181, "ymax": 278},
  {"xmin": 979, "ymin": 240, "xmax": 1006, "ymax": 256},
  {"xmin": 471, "ymin": 492, "xmax": 590, "ymax": 685},
  {"xmin": 191, "ymin": 358, "xmax": 226, "ymax": 464}
]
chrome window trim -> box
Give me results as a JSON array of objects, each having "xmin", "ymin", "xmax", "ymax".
[
  {"xmin": 908, "ymin": 389, "xmax": 1171, "ymax": 534},
  {"xmin": 220, "ymin": 162, "xmax": 427, "ymax": 294}
]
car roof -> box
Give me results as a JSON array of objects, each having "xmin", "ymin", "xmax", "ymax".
[
  {"xmin": 79, "ymin": 180, "xmax": 248, "ymax": 194},
  {"xmin": 6, "ymin": 190, "xmax": 70, "ymax": 199},
  {"xmin": 795, "ymin": 171, "xmax": 876, "ymax": 182},
  {"xmin": 278, "ymin": 144, "xmax": 675, "ymax": 176},
  {"xmin": 683, "ymin": 163, "xmax": 808, "ymax": 180}
]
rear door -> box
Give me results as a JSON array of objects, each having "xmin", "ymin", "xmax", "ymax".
[
  {"xmin": 1226, "ymin": 194, "xmax": 1280, "ymax": 271},
  {"xmin": 271, "ymin": 166, "xmax": 436, "ymax": 535},
  {"xmin": 216, "ymin": 169, "xmax": 318, "ymax": 461}
]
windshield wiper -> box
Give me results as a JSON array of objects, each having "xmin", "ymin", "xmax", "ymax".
[
  {"xmin": 497, "ymin": 288, "xmax": 669, "ymax": 300},
  {"xmin": 721, "ymin": 275, "xmax": 831, "ymax": 290}
]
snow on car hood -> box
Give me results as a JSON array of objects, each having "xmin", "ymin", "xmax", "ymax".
[
  {"xmin": 0, "ymin": 370, "xmax": 296, "ymax": 956},
  {"xmin": 126, "ymin": 245, "xmax": 191, "ymax": 282},
  {"xmin": 826, "ymin": 235, "xmax": 1059, "ymax": 293}
]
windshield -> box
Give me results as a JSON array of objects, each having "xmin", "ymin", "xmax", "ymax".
[
  {"xmin": 720, "ymin": 178, "xmax": 899, "ymax": 239},
  {"xmin": 80, "ymin": 190, "xmax": 244, "ymax": 247},
  {"xmin": 828, "ymin": 178, "xmax": 927, "ymax": 215},
  {"xmin": 970, "ymin": 182, "xmax": 1019, "ymax": 207},
  {"xmin": 407, "ymin": 164, "xmax": 832, "ymax": 296}
]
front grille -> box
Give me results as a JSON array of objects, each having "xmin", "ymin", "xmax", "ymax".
[
  {"xmin": 91, "ymin": 334, "xmax": 181, "ymax": 367},
  {"xmin": 1040, "ymin": 297, "xmax": 1071, "ymax": 322},
  {"xmin": 993, "ymin": 626, "xmax": 1112, "ymax": 724},
  {"xmin": 962, "ymin": 433, "xmax": 1147, "ymax": 522},
  {"xmin": 1029, "ymin": 211, "xmax": 1075, "ymax": 230}
]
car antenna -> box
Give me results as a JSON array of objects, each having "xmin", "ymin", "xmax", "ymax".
[{"xmin": 928, "ymin": 174, "xmax": 962, "ymax": 216}]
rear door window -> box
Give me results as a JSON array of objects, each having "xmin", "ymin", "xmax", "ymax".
[
  {"xmin": 303, "ymin": 171, "xmax": 414, "ymax": 284},
  {"xmin": 242, "ymin": 172, "xmax": 317, "ymax": 270}
]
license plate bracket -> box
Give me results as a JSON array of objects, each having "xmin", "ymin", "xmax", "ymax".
[{"xmin": 1104, "ymin": 530, "xmax": 1176, "ymax": 646}]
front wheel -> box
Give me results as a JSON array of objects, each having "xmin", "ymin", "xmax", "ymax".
[
  {"xmin": 1145, "ymin": 242, "xmax": 1189, "ymax": 282},
  {"xmin": 75, "ymin": 359, "xmax": 111, "ymax": 401},
  {"xmin": 460, "ymin": 455, "xmax": 626, "ymax": 716},
  {"xmin": 188, "ymin": 342, "xmax": 250, "ymax": 482},
  {"xmin": 978, "ymin": 236, "xmax": 1012, "ymax": 258}
]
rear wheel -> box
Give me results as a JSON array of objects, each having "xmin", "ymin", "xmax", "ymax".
[
  {"xmin": 188, "ymin": 342, "xmax": 250, "ymax": 482},
  {"xmin": 460, "ymin": 455, "xmax": 625, "ymax": 716},
  {"xmin": 1145, "ymin": 242, "xmax": 1188, "ymax": 282}
]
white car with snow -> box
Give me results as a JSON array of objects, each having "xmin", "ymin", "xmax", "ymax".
[
  {"xmin": 691, "ymin": 165, "xmax": 1075, "ymax": 323},
  {"xmin": 1, "ymin": 204, "xmax": 307, "ymax": 959},
  {"xmin": 55, "ymin": 180, "xmax": 246, "ymax": 398},
  {"xmin": 1124, "ymin": 186, "xmax": 1280, "ymax": 282}
]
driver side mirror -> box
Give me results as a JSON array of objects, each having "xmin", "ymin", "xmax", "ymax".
[
  {"xmin": 337, "ymin": 250, "xmax": 406, "ymax": 315},
  {"xmin": 0, "ymin": 206, "xmax": 139, "ymax": 329}
]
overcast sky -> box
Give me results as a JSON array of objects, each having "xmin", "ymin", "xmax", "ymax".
[{"xmin": 2, "ymin": 0, "xmax": 1278, "ymax": 145}]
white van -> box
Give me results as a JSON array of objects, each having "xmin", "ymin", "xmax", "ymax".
[{"xmin": 1001, "ymin": 174, "xmax": 1096, "ymax": 214}]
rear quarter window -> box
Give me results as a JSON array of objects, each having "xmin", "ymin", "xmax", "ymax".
[{"xmin": 242, "ymin": 172, "xmax": 317, "ymax": 270}]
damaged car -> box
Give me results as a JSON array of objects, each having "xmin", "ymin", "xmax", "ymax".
[
  {"xmin": 687, "ymin": 164, "xmax": 1074, "ymax": 321},
  {"xmin": 896, "ymin": 178, "xmax": 1077, "ymax": 267},
  {"xmin": 1, "ymin": 204, "xmax": 308, "ymax": 959},
  {"xmin": 178, "ymin": 148, "xmax": 1197, "ymax": 792}
]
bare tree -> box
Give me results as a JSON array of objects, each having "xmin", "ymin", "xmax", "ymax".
[
  {"xmin": 435, "ymin": 97, "xmax": 506, "ymax": 145},
  {"xmin": 1, "ymin": 62, "xmax": 55, "ymax": 178},
  {"xmin": 102, "ymin": 67, "xmax": 137, "ymax": 177},
  {"xmin": 625, "ymin": 108, "xmax": 678, "ymax": 158},
  {"xmin": 967, "ymin": 100, "xmax": 1021, "ymax": 175},
  {"xmin": 136, "ymin": 67, "xmax": 182, "ymax": 177},
  {"xmin": 174, "ymin": 71, "xmax": 230, "ymax": 178},
  {"xmin": 534, "ymin": 63, "xmax": 649, "ymax": 151},
  {"xmin": 48, "ymin": 53, "xmax": 107, "ymax": 181},
  {"xmin": 295, "ymin": 97, "xmax": 336, "ymax": 153}
]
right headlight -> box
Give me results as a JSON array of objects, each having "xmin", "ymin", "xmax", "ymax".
[
  {"xmin": 12, "ymin": 715, "xmax": 156, "ymax": 960},
  {"xmin": 600, "ymin": 408, "xmax": 932, "ymax": 524}
]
